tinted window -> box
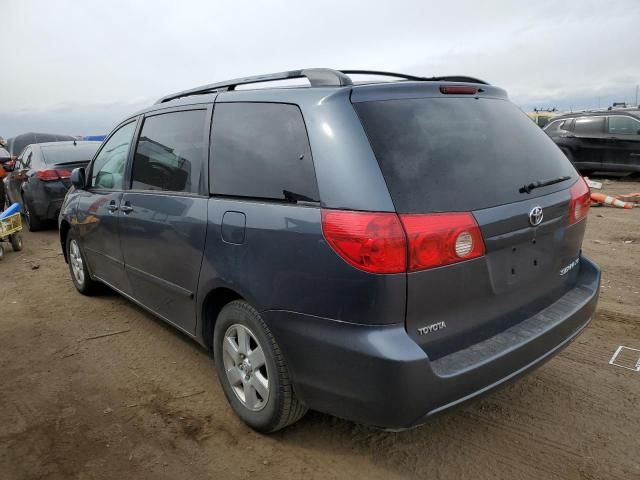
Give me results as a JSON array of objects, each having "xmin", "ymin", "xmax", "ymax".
[
  {"xmin": 210, "ymin": 103, "xmax": 319, "ymax": 202},
  {"xmin": 608, "ymin": 116, "xmax": 640, "ymax": 135},
  {"xmin": 355, "ymin": 97, "xmax": 577, "ymax": 213},
  {"xmin": 131, "ymin": 110, "xmax": 207, "ymax": 193},
  {"xmin": 41, "ymin": 143, "xmax": 100, "ymax": 165},
  {"xmin": 91, "ymin": 121, "xmax": 136, "ymax": 190},
  {"xmin": 574, "ymin": 116, "xmax": 605, "ymax": 135}
]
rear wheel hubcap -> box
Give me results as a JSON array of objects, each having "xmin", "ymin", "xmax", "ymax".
[{"xmin": 222, "ymin": 324, "xmax": 269, "ymax": 411}]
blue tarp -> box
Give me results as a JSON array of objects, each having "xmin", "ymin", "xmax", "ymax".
[{"xmin": 0, "ymin": 202, "xmax": 21, "ymax": 219}]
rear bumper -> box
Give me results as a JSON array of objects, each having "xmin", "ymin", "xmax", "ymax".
[
  {"xmin": 262, "ymin": 256, "xmax": 600, "ymax": 429},
  {"xmin": 30, "ymin": 181, "xmax": 68, "ymax": 219}
]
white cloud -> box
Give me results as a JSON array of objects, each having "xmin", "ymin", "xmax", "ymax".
[{"xmin": 0, "ymin": 0, "xmax": 638, "ymax": 136}]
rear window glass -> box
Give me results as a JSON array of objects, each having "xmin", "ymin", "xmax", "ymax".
[
  {"xmin": 41, "ymin": 143, "xmax": 100, "ymax": 164},
  {"xmin": 355, "ymin": 98, "xmax": 577, "ymax": 213},
  {"xmin": 210, "ymin": 103, "xmax": 319, "ymax": 202}
]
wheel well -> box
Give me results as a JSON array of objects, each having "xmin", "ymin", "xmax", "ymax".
[
  {"xmin": 60, "ymin": 220, "xmax": 70, "ymax": 263},
  {"xmin": 201, "ymin": 288, "xmax": 243, "ymax": 352}
]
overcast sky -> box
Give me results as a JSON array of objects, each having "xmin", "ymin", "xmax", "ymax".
[{"xmin": 1, "ymin": 0, "xmax": 639, "ymax": 137}]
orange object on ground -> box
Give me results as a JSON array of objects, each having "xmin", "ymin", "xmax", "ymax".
[{"xmin": 591, "ymin": 193, "xmax": 634, "ymax": 209}]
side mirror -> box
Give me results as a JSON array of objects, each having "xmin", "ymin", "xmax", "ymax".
[{"xmin": 70, "ymin": 167, "xmax": 86, "ymax": 189}]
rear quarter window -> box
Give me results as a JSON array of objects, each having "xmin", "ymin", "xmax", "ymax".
[
  {"xmin": 574, "ymin": 116, "xmax": 605, "ymax": 135},
  {"xmin": 210, "ymin": 102, "xmax": 319, "ymax": 202},
  {"xmin": 355, "ymin": 97, "xmax": 577, "ymax": 213}
]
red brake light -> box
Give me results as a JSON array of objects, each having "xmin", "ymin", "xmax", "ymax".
[
  {"xmin": 569, "ymin": 178, "xmax": 590, "ymax": 224},
  {"xmin": 321, "ymin": 210, "xmax": 407, "ymax": 273},
  {"xmin": 400, "ymin": 213, "xmax": 485, "ymax": 271},
  {"xmin": 439, "ymin": 85, "xmax": 478, "ymax": 95},
  {"xmin": 322, "ymin": 209, "xmax": 486, "ymax": 273},
  {"xmin": 36, "ymin": 169, "xmax": 71, "ymax": 181}
]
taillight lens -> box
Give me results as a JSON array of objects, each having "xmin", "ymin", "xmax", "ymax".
[
  {"xmin": 322, "ymin": 209, "xmax": 485, "ymax": 273},
  {"xmin": 321, "ymin": 210, "xmax": 407, "ymax": 273},
  {"xmin": 439, "ymin": 85, "xmax": 478, "ymax": 95},
  {"xmin": 36, "ymin": 169, "xmax": 71, "ymax": 181},
  {"xmin": 400, "ymin": 213, "xmax": 485, "ymax": 271},
  {"xmin": 569, "ymin": 178, "xmax": 590, "ymax": 224}
]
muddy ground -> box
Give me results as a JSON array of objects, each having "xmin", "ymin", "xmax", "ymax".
[{"xmin": 0, "ymin": 178, "xmax": 639, "ymax": 480}]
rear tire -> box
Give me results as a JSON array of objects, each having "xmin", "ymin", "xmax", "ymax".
[
  {"xmin": 9, "ymin": 233, "xmax": 23, "ymax": 251},
  {"xmin": 213, "ymin": 300, "xmax": 307, "ymax": 432},
  {"xmin": 22, "ymin": 195, "xmax": 45, "ymax": 232},
  {"xmin": 66, "ymin": 232, "xmax": 98, "ymax": 295}
]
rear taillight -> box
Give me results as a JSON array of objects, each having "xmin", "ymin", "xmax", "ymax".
[
  {"xmin": 36, "ymin": 169, "xmax": 71, "ymax": 181},
  {"xmin": 439, "ymin": 85, "xmax": 478, "ymax": 95},
  {"xmin": 321, "ymin": 209, "xmax": 485, "ymax": 273},
  {"xmin": 400, "ymin": 213, "xmax": 485, "ymax": 271},
  {"xmin": 569, "ymin": 178, "xmax": 590, "ymax": 224},
  {"xmin": 321, "ymin": 210, "xmax": 407, "ymax": 273}
]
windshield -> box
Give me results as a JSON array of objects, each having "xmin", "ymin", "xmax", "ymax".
[
  {"xmin": 41, "ymin": 143, "xmax": 100, "ymax": 165},
  {"xmin": 355, "ymin": 97, "xmax": 578, "ymax": 213}
]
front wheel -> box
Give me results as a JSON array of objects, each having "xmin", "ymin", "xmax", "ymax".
[
  {"xmin": 66, "ymin": 233, "xmax": 98, "ymax": 295},
  {"xmin": 213, "ymin": 300, "xmax": 307, "ymax": 432}
]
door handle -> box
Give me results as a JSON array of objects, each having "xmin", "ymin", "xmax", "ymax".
[
  {"xmin": 107, "ymin": 201, "xmax": 118, "ymax": 213},
  {"xmin": 120, "ymin": 202, "xmax": 134, "ymax": 214}
]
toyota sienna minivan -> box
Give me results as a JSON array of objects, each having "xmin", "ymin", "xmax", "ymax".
[{"xmin": 59, "ymin": 69, "xmax": 600, "ymax": 432}]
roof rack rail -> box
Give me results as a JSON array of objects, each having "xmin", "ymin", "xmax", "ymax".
[
  {"xmin": 155, "ymin": 69, "xmax": 490, "ymax": 104},
  {"xmin": 155, "ymin": 68, "xmax": 353, "ymax": 104},
  {"xmin": 339, "ymin": 70, "xmax": 488, "ymax": 85},
  {"xmin": 339, "ymin": 70, "xmax": 426, "ymax": 81}
]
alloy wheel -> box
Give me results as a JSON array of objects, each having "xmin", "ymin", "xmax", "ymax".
[
  {"xmin": 69, "ymin": 239, "xmax": 85, "ymax": 286},
  {"xmin": 222, "ymin": 324, "xmax": 269, "ymax": 411}
]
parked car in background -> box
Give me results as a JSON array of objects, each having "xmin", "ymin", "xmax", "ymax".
[
  {"xmin": 0, "ymin": 146, "xmax": 11, "ymax": 208},
  {"xmin": 4, "ymin": 132, "xmax": 77, "ymax": 168},
  {"xmin": 4, "ymin": 141, "xmax": 100, "ymax": 230},
  {"xmin": 60, "ymin": 69, "xmax": 599, "ymax": 433},
  {"xmin": 544, "ymin": 109, "xmax": 640, "ymax": 174}
]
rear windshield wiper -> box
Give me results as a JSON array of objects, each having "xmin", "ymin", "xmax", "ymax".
[{"xmin": 519, "ymin": 175, "xmax": 571, "ymax": 194}]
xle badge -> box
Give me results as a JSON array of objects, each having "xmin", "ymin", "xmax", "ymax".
[{"xmin": 417, "ymin": 321, "xmax": 447, "ymax": 336}]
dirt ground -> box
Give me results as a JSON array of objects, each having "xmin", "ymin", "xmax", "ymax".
[{"xmin": 0, "ymin": 178, "xmax": 639, "ymax": 480}]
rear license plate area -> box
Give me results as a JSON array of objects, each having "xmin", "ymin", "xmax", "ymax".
[{"xmin": 487, "ymin": 232, "xmax": 556, "ymax": 293}]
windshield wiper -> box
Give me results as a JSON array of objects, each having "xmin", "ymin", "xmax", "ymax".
[{"xmin": 519, "ymin": 175, "xmax": 571, "ymax": 194}]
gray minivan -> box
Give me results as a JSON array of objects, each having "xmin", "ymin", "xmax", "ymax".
[{"xmin": 59, "ymin": 69, "xmax": 600, "ymax": 432}]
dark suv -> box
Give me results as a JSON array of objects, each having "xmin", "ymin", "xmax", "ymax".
[
  {"xmin": 544, "ymin": 109, "xmax": 640, "ymax": 174},
  {"xmin": 59, "ymin": 69, "xmax": 600, "ymax": 432}
]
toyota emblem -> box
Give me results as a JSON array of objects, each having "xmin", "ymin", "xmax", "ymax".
[{"xmin": 529, "ymin": 206, "xmax": 544, "ymax": 226}]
